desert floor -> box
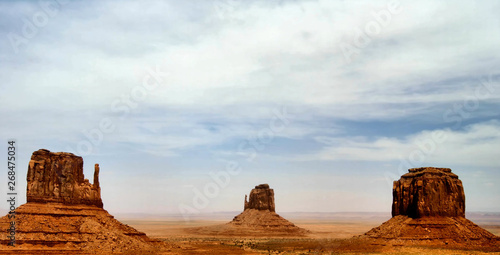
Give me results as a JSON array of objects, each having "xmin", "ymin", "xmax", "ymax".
[{"xmin": 120, "ymin": 212, "xmax": 500, "ymax": 254}]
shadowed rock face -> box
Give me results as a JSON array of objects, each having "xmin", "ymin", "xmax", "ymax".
[
  {"xmin": 392, "ymin": 167, "xmax": 465, "ymax": 218},
  {"xmin": 27, "ymin": 149, "xmax": 103, "ymax": 208},
  {"xmin": 244, "ymin": 184, "xmax": 275, "ymax": 212}
]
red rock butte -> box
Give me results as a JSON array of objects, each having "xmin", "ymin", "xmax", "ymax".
[
  {"xmin": 231, "ymin": 183, "xmax": 299, "ymax": 230},
  {"xmin": 0, "ymin": 149, "xmax": 164, "ymax": 254},
  {"xmin": 364, "ymin": 167, "xmax": 498, "ymax": 246},
  {"xmin": 187, "ymin": 184, "xmax": 309, "ymax": 236},
  {"xmin": 244, "ymin": 183, "xmax": 275, "ymax": 212},
  {"xmin": 26, "ymin": 149, "xmax": 103, "ymax": 207},
  {"xmin": 392, "ymin": 167, "xmax": 465, "ymax": 218}
]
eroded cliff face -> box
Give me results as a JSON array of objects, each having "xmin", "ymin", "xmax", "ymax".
[
  {"xmin": 26, "ymin": 149, "xmax": 103, "ymax": 207},
  {"xmin": 244, "ymin": 184, "xmax": 275, "ymax": 212},
  {"xmin": 392, "ymin": 167, "xmax": 465, "ymax": 218}
]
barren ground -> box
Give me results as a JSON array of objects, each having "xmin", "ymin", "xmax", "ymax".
[{"xmin": 119, "ymin": 212, "xmax": 500, "ymax": 254}]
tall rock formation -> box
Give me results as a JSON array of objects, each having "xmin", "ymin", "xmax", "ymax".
[
  {"xmin": 26, "ymin": 149, "xmax": 103, "ymax": 207},
  {"xmin": 189, "ymin": 184, "xmax": 308, "ymax": 236},
  {"xmin": 244, "ymin": 184, "xmax": 275, "ymax": 212},
  {"xmin": 0, "ymin": 149, "xmax": 164, "ymax": 254},
  {"xmin": 392, "ymin": 167, "xmax": 465, "ymax": 218},
  {"xmin": 365, "ymin": 167, "xmax": 498, "ymax": 246}
]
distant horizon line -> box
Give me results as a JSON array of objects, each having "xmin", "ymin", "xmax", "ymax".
[
  {"xmin": 112, "ymin": 211, "xmax": 500, "ymax": 216},
  {"xmin": 2, "ymin": 208, "xmax": 500, "ymax": 217}
]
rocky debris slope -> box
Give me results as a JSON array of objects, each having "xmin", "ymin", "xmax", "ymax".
[
  {"xmin": 364, "ymin": 167, "xmax": 498, "ymax": 247},
  {"xmin": 0, "ymin": 149, "xmax": 164, "ymax": 254},
  {"xmin": 0, "ymin": 203, "xmax": 159, "ymax": 253},
  {"xmin": 366, "ymin": 215, "xmax": 496, "ymax": 241},
  {"xmin": 229, "ymin": 209, "xmax": 301, "ymax": 230}
]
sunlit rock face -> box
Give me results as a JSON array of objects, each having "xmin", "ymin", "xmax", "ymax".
[
  {"xmin": 244, "ymin": 183, "xmax": 275, "ymax": 212},
  {"xmin": 27, "ymin": 149, "xmax": 103, "ymax": 208}
]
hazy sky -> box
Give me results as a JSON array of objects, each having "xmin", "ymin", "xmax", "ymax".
[{"xmin": 1, "ymin": 0, "xmax": 499, "ymax": 217}]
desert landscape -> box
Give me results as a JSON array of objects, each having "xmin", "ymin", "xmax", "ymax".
[
  {"xmin": 2, "ymin": 1, "xmax": 500, "ymax": 254},
  {"xmin": 124, "ymin": 212, "xmax": 500, "ymax": 254},
  {"xmin": 1, "ymin": 151, "xmax": 499, "ymax": 254},
  {"xmin": 119, "ymin": 168, "xmax": 500, "ymax": 254}
]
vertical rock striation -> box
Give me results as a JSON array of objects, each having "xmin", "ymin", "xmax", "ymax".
[
  {"xmin": 26, "ymin": 149, "xmax": 103, "ymax": 207},
  {"xmin": 244, "ymin": 183, "xmax": 275, "ymax": 212},
  {"xmin": 392, "ymin": 167, "xmax": 465, "ymax": 218}
]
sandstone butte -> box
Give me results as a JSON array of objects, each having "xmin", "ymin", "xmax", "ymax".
[
  {"xmin": 187, "ymin": 184, "xmax": 309, "ymax": 236},
  {"xmin": 0, "ymin": 149, "xmax": 165, "ymax": 254},
  {"xmin": 230, "ymin": 183, "xmax": 302, "ymax": 230},
  {"xmin": 363, "ymin": 167, "xmax": 499, "ymax": 247}
]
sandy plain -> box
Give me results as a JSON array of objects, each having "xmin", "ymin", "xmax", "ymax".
[{"xmin": 118, "ymin": 212, "xmax": 500, "ymax": 254}]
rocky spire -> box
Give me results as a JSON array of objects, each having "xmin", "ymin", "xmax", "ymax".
[{"xmin": 94, "ymin": 163, "xmax": 100, "ymax": 189}]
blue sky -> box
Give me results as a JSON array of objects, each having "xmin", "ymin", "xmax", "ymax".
[{"xmin": 0, "ymin": 0, "xmax": 499, "ymax": 216}]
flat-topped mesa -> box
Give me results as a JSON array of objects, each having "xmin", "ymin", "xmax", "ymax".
[
  {"xmin": 392, "ymin": 167, "xmax": 465, "ymax": 218},
  {"xmin": 27, "ymin": 149, "xmax": 103, "ymax": 208},
  {"xmin": 244, "ymin": 183, "xmax": 275, "ymax": 212}
]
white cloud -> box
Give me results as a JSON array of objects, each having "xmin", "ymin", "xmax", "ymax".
[
  {"xmin": 2, "ymin": 0, "xmax": 499, "ymax": 118},
  {"xmin": 299, "ymin": 120, "xmax": 500, "ymax": 167}
]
